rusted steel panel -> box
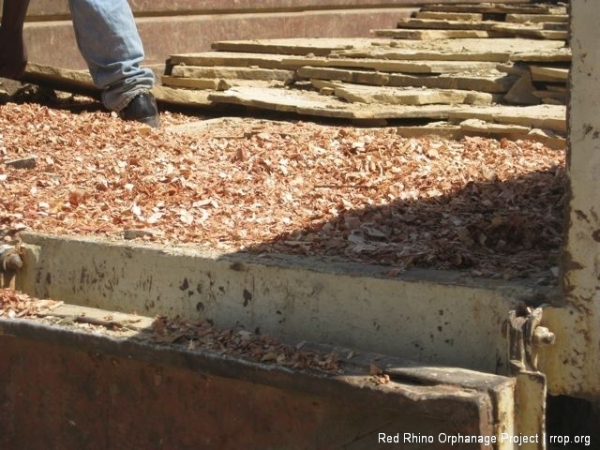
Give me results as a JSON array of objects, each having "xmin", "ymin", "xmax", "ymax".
[{"xmin": 0, "ymin": 317, "xmax": 511, "ymax": 450}]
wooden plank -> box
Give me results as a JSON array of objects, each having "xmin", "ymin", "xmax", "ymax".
[
  {"xmin": 448, "ymin": 104, "xmax": 566, "ymax": 133},
  {"xmin": 282, "ymin": 56, "xmax": 500, "ymax": 74},
  {"xmin": 170, "ymin": 65, "xmax": 296, "ymax": 83},
  {"xmin": 207, "ymin": 86, "xmax": 471, "ymax": 120},
  {"xmin": 210, "ymin": 38, "xmax": 391, "ymax": 56},
  {"xmin": 311, "ymin": 80, "xmax": 500, "ymax": 106},
  {"xmin": 297, "ymin": 66, "xmax": 516, "ymax": 93},
  {"xmin": 371, "ymin": 29, "xmax": 505, "ymax": 40}
]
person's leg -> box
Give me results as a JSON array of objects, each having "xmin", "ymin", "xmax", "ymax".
[
  {"xmin": 0, "ymin": 0, "xmax": 31, "ymax": 78},
  {"xmin": 68, "ymin": 0, "xmax": 158, "ymax": 125}
]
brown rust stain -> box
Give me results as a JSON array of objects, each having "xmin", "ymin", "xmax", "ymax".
[{"xmin": 0, "ymin": 337, "xmax": 488, "ymax": 450}]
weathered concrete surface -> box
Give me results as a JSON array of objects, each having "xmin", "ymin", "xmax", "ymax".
[
  {"xmin": 17, "ymin": 233, "xmax": 557, "ymax": 378},
  {"xmin": 26, "ymin": 0, "xmax": 529, "ymax": 17},
  {"xmin": 544, "ymin": 0, "xmax": 600, "ymax": 402},
  {"xmin": 23, "ymin": 9, "xmax": 417, "ymax": 69},
  {"xmin": 20, "ymin": 0, "xmax": 534, "ymax": 70}
]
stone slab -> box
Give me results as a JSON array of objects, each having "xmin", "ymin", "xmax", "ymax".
[
  {"xmin": 395, "ymin": 18, "xmax": 508, "ymax": 31},
  {"xmin": 448, "ymin": 104, "xmax": 567, "ymax": 133},
  {"xmin": 162, "ymin": 75, "xmax": 285, "ymax": 91},
  {"xmin": 161, "ymin": 76, "xmax": 224, "ymax": 90},
  {"xmin": 20, "ymin": 63, "xmax": 212, "ymax": 108},
  {"xmin": 420, "ymin": 3, "xmax": 567, "ymax": 15},
  {"xmin": 529, "ymin": 66, "xmax": 569, "ymax": 83},
  {"xmin": 168, "ymin": 52, "xmax": 291, "ymax": 70},
  {"xmin": 388, "ymin": 72, "xmax": 517, "ymax": 93},
  {"xmin": 371, "ymin": 29, "xmax": 507, "ymax": 40},
  {"xmin": 510, "ymin": 48, "xmax": 572, "ymax": 63},
  {"xmin": 211, "ymin": 37, "xmax": 393, "ymax": 56},
  {"xmin": 395, "ymin": 18, "xmax": 569, "ymax": 41},
  {"xmin": 334, "ymin": 38, "xmax": 566, "ymax": 63},
  {"xmin": 496, "ymin": 62, "xmax": 529, "ymax": 76},
  {"xmin": 506, "ymin": 14, "xmax": 569, "ymax": 24},
  {"xmin": 21, "ymin": 63, "xmax": 99, "ymax": 98},
  {"xmin": 170, "ymin": 65, "xmax": 296, "ymax": 83},
  {"xmin": 532, "ymin": 89, "xmax": 568, "ymax": 105},
  {"xmin": 311, "ymin": 80, "xmax": 499, "ymax": 106},
  {"xmin": 297, "ymin": 66, "xmax": 392, "ymax": 86},
  {"xmin": 207, "ymin": 86, "xmax": 471, "ymax": 120},
  {"xmin": 503, "ymin": 72, "xmax": 540, "ymax": 105},
  {"xmin": 457, "ymin": 119, "xmax": 566, "ymax": 149},
  {"xmin": 415, "ymin": 11, "xmax": 484, "ymax": 21},
  {"xmin": 283, "ymin": 56, "xmax": 500, "ymax": 74},
  {"xmin": 491, "ymin": 23, "xmax": 568, "ymax": 40}
]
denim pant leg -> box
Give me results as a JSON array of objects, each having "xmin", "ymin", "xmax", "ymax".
[{"xmin": 69, "ymin": 0, "xmax": 155, "ymax": 112}]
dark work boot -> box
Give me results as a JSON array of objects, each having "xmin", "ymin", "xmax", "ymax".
[{"xmin": 118, "ymin": 91, "xmax": 160, "ymax": 128}]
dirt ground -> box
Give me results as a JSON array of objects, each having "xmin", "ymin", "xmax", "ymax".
[{"xmin": 0, "ymin": 95, "xmax": 566, "ymax": 284}]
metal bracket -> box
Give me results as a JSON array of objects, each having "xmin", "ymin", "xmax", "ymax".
[
  {"xmin": 0, "ymin": 244, "xmax": 23, "ymax": 272},
  {"xmin": 0, "ymin": 244, "xmax": 24, "ymax": 289},
  {"xmin": 504, "ymin": 302, "xmax": 556, "ymax": 450},
  {"xmin": 506, "ymin": 302, "xmax": 556, "ymax": 375}
]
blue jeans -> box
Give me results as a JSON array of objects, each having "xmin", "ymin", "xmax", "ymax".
[{"xmin": 68, "ymin": 0, "xmax": 155, "ymax": 112}]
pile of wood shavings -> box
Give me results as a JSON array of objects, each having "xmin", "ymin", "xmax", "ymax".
[
  {"xmin": 0, "ymin": 287, "xmax": 62, "ymax": 318},
  {"xmin": 0, "ymin": 284, "xmax": 341, "ymax": 373},
  {"xmin": 0, "ymin": 101, "xmax": 566, "ymax": 281},
  {"xmin": 153, "ymin": 315, "xmax": 342, "ymax": 373}
]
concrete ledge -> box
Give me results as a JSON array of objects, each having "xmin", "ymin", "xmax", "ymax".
[{"xmin": 18, "ymin": 232, "xmax": 555, "ymax": 376}]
